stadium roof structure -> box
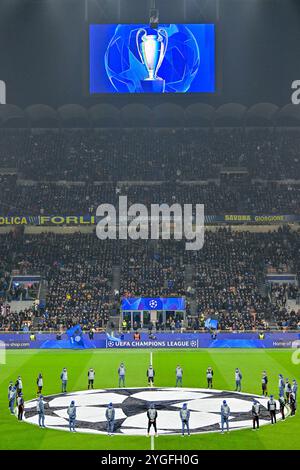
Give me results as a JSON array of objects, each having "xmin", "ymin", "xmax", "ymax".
[{"xmin": 0, "ymin": 102, "xmax": 300, "ymax": 128}]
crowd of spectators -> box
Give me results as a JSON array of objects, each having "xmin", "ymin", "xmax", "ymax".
[
  {"xmin": 0, "ymin": 128, "xmax": 300, "ymax": 181},
  {"xmin": 0, "ymin": 228, "xmax": 299, "ymax": 331},
  {"xmin": 0, "ymin": 127, "xmax": 300, "ymax": 332},
  {"xmin": 1, "ymin": 178, "xmax": 300, "ymax": 216}
]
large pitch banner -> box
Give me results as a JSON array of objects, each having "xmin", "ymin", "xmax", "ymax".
[{"xmin": 89, "ymin": 24, "xmax": 215, "ymax": 94}]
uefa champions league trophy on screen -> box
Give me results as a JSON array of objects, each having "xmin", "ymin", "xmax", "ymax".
[{"xmin": 136, "ymin": 28, "xmax": 168, "ymax": 93}]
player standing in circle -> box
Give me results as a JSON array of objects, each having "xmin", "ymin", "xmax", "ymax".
[
  {"xmin": 67, "ymin": 400, "xmax": 76, "ymax": 432},
  {"xmin": 252, "ymin": 399, "xmax": 261, "ymax": 430},
  {"xmin": 118, "ymin": 362, "xmax": 126, "ymax": 388},
  {"xmin": 37, "ymin": 395, "xmax": 46, "ymax": 428},
  {"xmin": 175, "ymin": 365, "xmax": 183, "ymax": 387},
  {"xmin": 206, "ymin": 367, "xmax": 213, "ymax": 388},
  {"xmin": 235, "ymin": 368, "xmax": 242, "ymax": 392},
  {"xmin": 220, "ymin": 400, "xmax": 230, "ymax": 433},
  {"xmin": 262, "ymin": 371, "xmax": 268, "ymax": 396},
  {"xmin": 88, "ymin": 368, "xmax": 95, "ymax": 389},
  {"xmin": 267, "ymin": 395, "xmax": 277, "ymax": 424},
  {"xmin": 147, "ymin": 364, "xmax": 155, "ymax": 387},
  {"xmin": 147, "ymin": 403, "xmax": 158, "ymax": 437},
  {"xmin": 180, "ymin": 403, "xmax": 190, "ymax": 436},
  {"xmin": 106, "ymin": 402, "xmax": 115, "ymax": 435}
]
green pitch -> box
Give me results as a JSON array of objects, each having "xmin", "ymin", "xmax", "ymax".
[{"xmin": 0, "ymin": 348, "xmax": 299, "ymax": 450}]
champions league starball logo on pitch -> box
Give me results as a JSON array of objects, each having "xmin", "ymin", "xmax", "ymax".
[
  {"xmin": 104, "ymin": 24, "xmax": 200, "ymax": 93},
  {"xmin": 22, "ymin": 388, "xmax": 284, "ymax": 435}
]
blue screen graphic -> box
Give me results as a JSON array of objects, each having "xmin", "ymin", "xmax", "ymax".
[
  {"xmin": 89, "ymin": 24, "xmax": 215, "ymax": 93},
  {"xmin": 121, "ymin": 297, "xmax": 186, "ymax": 311}
]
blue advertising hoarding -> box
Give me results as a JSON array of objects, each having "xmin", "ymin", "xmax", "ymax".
[
  {"xmin": 121, "ymin": 297, "xmax": 186, "ymax": 311},
  {"xmin": 89, "ymin": 23, "xmax": 215, "ymax": 93},
  {"xmin": 0, "ymin": 332, "xmax": 299, "ymax": 349}
]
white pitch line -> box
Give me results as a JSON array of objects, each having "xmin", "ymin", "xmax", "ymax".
[
  {"xmin": 150, "ymin": 351, "xmax": 153, "ymax": 388},
  {"xmin": 151, "ymin": 434, "xmax": 154, "ymax": 450},
  {"xmin": 150, "ymin": 350, "xmax": 155, "ymax": 451}
]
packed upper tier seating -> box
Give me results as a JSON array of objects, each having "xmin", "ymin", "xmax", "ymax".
[
  {"xmin": 0, "ymin": 128, "xmax": 299, "ymax": 181},
  {"xmin": 1, "ymin": 178, "xmax": 300, "ymax": 216}
]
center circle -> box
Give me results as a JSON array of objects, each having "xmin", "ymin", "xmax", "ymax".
[{"xmin": 23, "ymin": 387, "xmax": 283, "ymax": 436}]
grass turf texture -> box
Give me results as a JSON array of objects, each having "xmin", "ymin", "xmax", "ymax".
[{"xmin": 0, "ymin": 348, "xmax": 299, "ymax": 450}]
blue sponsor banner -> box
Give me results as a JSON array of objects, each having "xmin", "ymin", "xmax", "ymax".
[
  {"xmin": 121, "ymin": 297, "xmax": 185, "ymax": 311},
  {"xmin": 0, "ymin": 332, "xmax": 299, "ymax": 349},
  {"xmin": 106, "ymin": 333, "xmax": 199, "ymax": 349}
]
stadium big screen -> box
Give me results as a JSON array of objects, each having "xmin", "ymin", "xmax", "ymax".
[{"xmin": 89, "ymin": 24, "xmax": 215, "ymax": 93}]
